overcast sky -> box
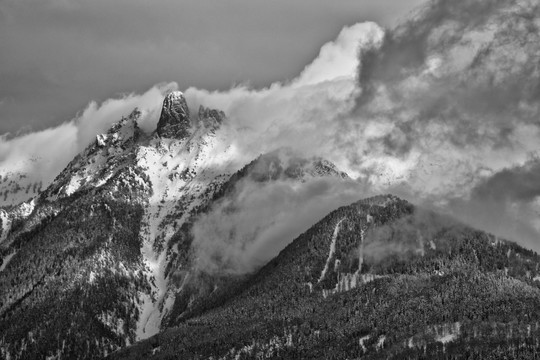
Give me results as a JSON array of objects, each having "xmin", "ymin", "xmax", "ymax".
[{"xmin": 0, "ymin": 0, "xmax": 425, "ymax": 136}]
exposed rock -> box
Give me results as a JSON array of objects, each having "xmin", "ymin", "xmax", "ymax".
[
  {"xmin": 198, "ymin": 105, "xmax": 225, "ymax": 129},
  {"xmin": 156, "ymin": 91, "xmax": 191, "ymax": 139}
]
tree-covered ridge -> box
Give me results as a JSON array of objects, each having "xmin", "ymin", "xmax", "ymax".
[
  {"xmin": 111, "ymin": 195, "xmax": 540, "ymax": 359},
  {"xmin": 0, "ymin": 164, "xmax": 152, "ymax": 359}
]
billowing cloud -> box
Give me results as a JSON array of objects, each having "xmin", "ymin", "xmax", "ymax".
[
  {"xmin": 0, "ymin": 0, "xmax": 424, "ymax": 135},
  {"xmin": 0, "ymin": 21, "xmax": 383, "ymax": 209},
  {"xmin": 190, "ymin": 0, "xmax": 540, "ymax": 274},
  {"xmin": 184, "ymin": 22, "xmax": 385, "ymax": 173},
  {"xmin": 344, "ymin": 0, "xmax": 540, "ymax": 191},
  {"xmin": 345, "ymin": 0, "xmax": 540, "ymax": 252}
]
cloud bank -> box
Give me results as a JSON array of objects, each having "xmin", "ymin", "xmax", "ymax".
[
  {"xmin": 184, "ymin": 22, "xmax": 385, "ymax": 173},
  {"xmin": 344, "ymin": 0, "xmax": 540, "ymax": 252},
  {"xmin": 189, "ymin": 0, "xmax": 540, "ymax": 273}
]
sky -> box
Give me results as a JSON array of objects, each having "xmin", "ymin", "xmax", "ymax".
[{"xmin": 0, "ymin": 0, "xmax": 424, "ymax": 136}]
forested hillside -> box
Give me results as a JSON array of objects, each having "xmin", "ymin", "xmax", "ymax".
[{"xmin": 111, "ymin": 195, "xmax": 540, "ymax": 359}]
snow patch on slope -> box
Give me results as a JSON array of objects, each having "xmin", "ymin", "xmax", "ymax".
[
  {"xmin": 0, "ymin": 210, "xmax": 10, "ymax": 243},
  {"xmin": 0, "ymin": 252, "xmax": 16, "ymax": 272},
  {"xmin": 318, "ymin": 218, "xmax": 345, "ymax": 283},
  {"xmin": 435, "ymin": 322, "xmax": 461, "ymax": 344},
  {"xmin": 17, "ymin": 199, "xmax": 35, "ymax": 218}
]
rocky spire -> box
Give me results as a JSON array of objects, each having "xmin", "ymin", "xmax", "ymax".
[{"xmin": 156, "ymin": 91, "xmax": 191, "ymax": 139}]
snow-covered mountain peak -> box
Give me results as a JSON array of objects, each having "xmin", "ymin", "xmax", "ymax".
[
  {"xmin": 43, "ymin": 110, "xmax": 143, "ymax": 201},
  {"xmin": 156, "ymin": 91, "xmax": 190, "ymax": 139}
]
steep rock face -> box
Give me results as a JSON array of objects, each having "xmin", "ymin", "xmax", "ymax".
[{"xmin": 156, "ymin": 91, "xmax": 191, "ymax": 139}]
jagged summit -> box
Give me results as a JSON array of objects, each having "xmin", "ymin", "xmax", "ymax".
[
  {"xmin": 96, "ymin": 108, "xmax": 141, "ymax": 148},
  {"xmin": 156, "ymin": 91, "xmax": 190, "ymax": 139}
]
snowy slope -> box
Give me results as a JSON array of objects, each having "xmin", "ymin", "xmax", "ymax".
[
  {"xmin": 135, "ymin": 107, "xmax": 242, "ymax": 339},
  {"xmin": 42, "ymin": 110, "xmax": 143, "ymax": 202}
]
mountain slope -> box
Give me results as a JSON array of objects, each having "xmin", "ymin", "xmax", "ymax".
[
  {"xmin": 110, "ymin": 195, "xmax": 540, "ymax": 359},
  {"xmin": 0, "ymin": 92, "xmax": 352, "ymax": 359},
  {"xmin": 0, "ymin": 94, "xmax": 239, "ymax": 358}
]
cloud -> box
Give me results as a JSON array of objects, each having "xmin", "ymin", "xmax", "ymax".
[
  {"xmin": 443, "ymin": 158, "xmax": 540, "ymax": 252},
  {"xmin": 0, "ymin": 19, "xmax": 384, "ymax": 212},
  {"xmin": 185, "ymin": 24, "xmax": 387, "ymax": 274},
  {"xmin": 192, "ymin": 172, "xmax": 370, "ymax": 275},
  {"xmin": 471, "ymin": 158, "xmax": 540, "ymax": 204},
  {"xmin": 0, "ymin": 0, "xmax": 424, "ymax": 135},
  {"xmin": 349, "ymin": 0, "xmax": 540, "ymax": 179},
  {"xmin": 362, "ymin": 208, "xmax": 459, "ymax": 267},
  {"xmin": 332, "ymin": 0, "xmax": 540, "ymax": 253},
  {"xmin": 190, "ymin": 0, "xmax": 540, "ymax": 273},
  {"xmin": 183, "ymin": 22, "xmax": 385, "ymax": 174},
  {"xmin": 74, "ymin": 82, "xmax": 177, "ymax": 146}
]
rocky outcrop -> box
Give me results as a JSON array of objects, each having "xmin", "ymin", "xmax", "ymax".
[
  {"xmin": 198, "ymin": 106, "xmax": 225, "ymax": 128},
  {"xmin": 156, "ymin": 91, "xmax": 191, "ymax": 139}
]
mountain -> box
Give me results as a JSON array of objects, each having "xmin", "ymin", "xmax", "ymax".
[
  {"xmin": 3, "ymin": 93, "xmax": 540, "ymax": 360},
  {"xmin": 0, "ymin": 92, "xmax": 351, "ymax": 359},
  {"xmin": 110, "ymin": 195, "xmax": 540, "ymax": 359}
]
